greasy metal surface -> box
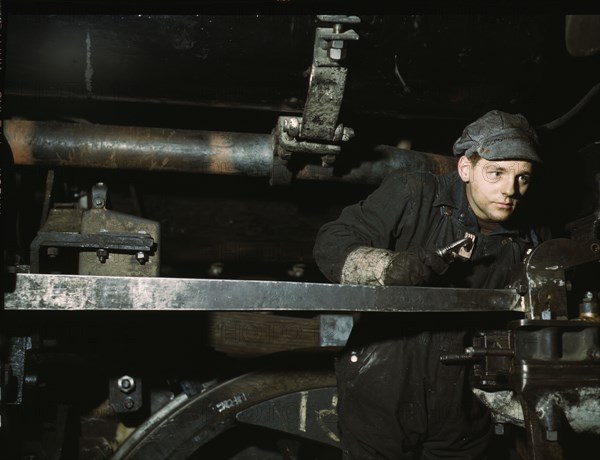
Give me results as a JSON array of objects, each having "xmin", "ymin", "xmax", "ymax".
[
  {"xmin": 512, "ymin": 319, "xmax": 600, "ymax": 456},
  {"xmin": 78, "ymin": 208, "xmax": 160, "ymax": 277},
  {"xmin": 4, "ymin": 119, "xmax": 457, "ymax": 183},
  {"xmin": 517, "ymin": 238, "xmax": 600, "ymax": 319},
  {"xmin": 236, "ymin": 387, "xmax": 340, "ymax": 447},
  {"xmin": 469, "ymin": 319, "xmax": 600, "ymax": 457},
  {"xmin": 4, "ymin": 119, "xmax": 274, "ymax": 176},
  {"xmin": 299, "ymin": 19, "xmax": 358, "ymax": 142},
  {"xmin": 3, "ymin": 273, "xmax": 522, "ymax": 312},
  {"xmin": 112, "ymin": 370, "xmax": 336, "ymax": 460},
  {"xmin": 30, "ymin": 230, "xmax": 155, "ymax": 274},
  {"xmin": 300, "ymin": 67, "xmax": 348, "ymax": 141}
]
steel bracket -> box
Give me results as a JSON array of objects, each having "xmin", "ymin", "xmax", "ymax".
[{"xmin": 272, "ymin": 16, "xmax": 359, "ymax": 184}]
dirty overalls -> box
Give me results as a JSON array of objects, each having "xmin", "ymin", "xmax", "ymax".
[{"xmin": 313, "ymin": 171, "xmax": 542, "ymax": 460}]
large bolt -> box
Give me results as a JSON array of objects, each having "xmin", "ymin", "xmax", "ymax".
[
  {"xmin": 208, "ymin": 262, "xmax": 224, "ymax": 277},
  {"xmin": 514, "ymin": 282, "xmax": 528, "ymax": 296},
  {"xmin": 283, "ymin": 117, "xmax": 300, "ymax": 138},
  {"xmin": 136, "ymin": 251, "xmax": 147, "ymax": 265},
  {"xmin": 47, "ymin": 247, "xmax": 59, "ymax": 258},
  {"xmin": 342, "ymin": 127, "xmax": 355, "ymax": 142},
  {"xmin": 288, "ymin": 264, "xmax": 305, "ymax": 279},
  {"xmin": 117, "ymin": 375, "xmax": 135, "ymax": 393},
  {"xmin": 328, "ymin": 47, "xmax": 346, "ymax": 61},
  {"xmin": 579, "ymin": 291, "xmax": 599, "ymax": 321},
  {"xmin": 589, "ymin": 348, "xmax": 600, "ymax": 361},
  {"xmin": 96, "ymin": 248, "xmax": 108, "ymax": 263},
  {"xmin": 123, "ymin": 398, "xmax": 135, "ymax": 410}
]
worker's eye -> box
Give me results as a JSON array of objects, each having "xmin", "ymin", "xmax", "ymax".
[
  {"xmin": 518, "ymin": 174, "xmax": 530, "ymax": 185},
  {"xmin": 484, "ymin": 169, "xmax": 502, "ymax": 182}
]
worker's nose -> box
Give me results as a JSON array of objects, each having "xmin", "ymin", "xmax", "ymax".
[{"xmin": 501, "ymin": 177, "xmax": 516, "ymax": 197}]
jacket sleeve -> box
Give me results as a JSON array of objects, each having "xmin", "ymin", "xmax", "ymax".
[{"xmin": 313, "ymin": 172, "xmax": 420, "ymax": 283}]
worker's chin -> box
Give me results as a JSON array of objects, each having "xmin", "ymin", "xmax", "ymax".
[
  {"xmin": 487, "ymin": 209, "xmax": 514, "ymax": 222},
  {"xmin": 487, "ymin": 207, "xmax": 515, "ymax": 223}
]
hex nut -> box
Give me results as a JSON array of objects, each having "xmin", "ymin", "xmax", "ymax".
[
  {"xmin": 117, "ymin": 375, "xmax": 135, "ymax": 393},
  {"xmin": 136, "ymin": 251, "xmax": 147, "ymax": 264},
  {"xmin": 329, "ymin": 48, "xmax": 344, "ymax": 60}
]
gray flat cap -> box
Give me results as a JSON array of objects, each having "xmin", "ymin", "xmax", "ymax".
[{"xmin": 453, "ymin": 110, "xmax": 542, "ymax": 163}]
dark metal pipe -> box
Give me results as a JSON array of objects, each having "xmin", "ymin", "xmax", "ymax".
[
  {"xmin": 5, "ymin": 119, "xmax": 274, "ymax": 177},
  {"xmin": 4, "ymin": 120, "xmax": 457, "ymax": 184}
]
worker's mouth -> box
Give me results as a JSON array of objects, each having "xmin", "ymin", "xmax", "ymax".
[{"xmin": 494, "ymin": 202, "xmax": 514, "ymax": 210}]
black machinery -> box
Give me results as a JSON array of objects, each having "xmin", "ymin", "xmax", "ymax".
[{"xmin": 2, "ymin": 10, "xmax": 600, "ymax": 460}]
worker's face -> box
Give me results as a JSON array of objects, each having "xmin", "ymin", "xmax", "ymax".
[{"xmin": 458, "ymin": 156, "xmax": 533, "ymax": 223}]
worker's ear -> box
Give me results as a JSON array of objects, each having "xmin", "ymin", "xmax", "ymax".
[{"xmin": 458, "ymin": 155, "xmax": 472, "ymax": 183}]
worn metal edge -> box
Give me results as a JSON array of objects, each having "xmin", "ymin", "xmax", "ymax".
[{"xmin": 3, "ymin": 273, "xmax": 522, "ymax": 313}]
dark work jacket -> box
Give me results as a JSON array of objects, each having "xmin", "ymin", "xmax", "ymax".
[
  {"xmin": 313, "ymin": 171, "xmax": 546, "ymax": 460},
  {"xmin": 314, "ymin": 170, "xmax": 542, "ymax": 289}
]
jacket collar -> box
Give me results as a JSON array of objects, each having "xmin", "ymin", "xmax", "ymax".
[{"xmin": 433, "ymin": 172, "xmax": 521, "ymax": 236}]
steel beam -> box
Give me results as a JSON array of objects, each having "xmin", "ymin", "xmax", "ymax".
[{"xmin": 3, "ymin": 273, "xmax": 522, "ymax": 313}]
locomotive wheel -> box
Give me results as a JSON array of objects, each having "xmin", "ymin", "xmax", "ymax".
[{"xmin": 112, "ymin": 370, "xmax": 337, "ymax": 460}]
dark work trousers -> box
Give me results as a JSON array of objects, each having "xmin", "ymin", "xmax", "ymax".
[{"xmin": 335, "ymin": 327, "xmax": 492, "ymax": 460}]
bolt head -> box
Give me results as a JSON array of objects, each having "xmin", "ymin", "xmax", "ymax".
[
  {"xmin": 123, "ymin": 398, "xmax": 135, "ymax": 410},
  {"xmin": 136, "ymin": 251, "xmax": 147, "ymax": 264},
  {"xmin": 208, "ymin": 262, "xmax": 224, "ymax": 277},
  {"xmin": 96, "ymin": 249, "xmax": 108, "ymax": 263},
  {"xmin": 284, "ymin": 117, "xmax": 300, "ymax": 138},
  {"xmin": 328, "ymin": 48, "xmax": 344, "ymax": 60},
  {"xmin": 117, "ymin": 376, "xmax": 135, "ymax": 393},
  {"xmin": 342, "ymin": 127, "xmax": 355, "ymax": 141}
]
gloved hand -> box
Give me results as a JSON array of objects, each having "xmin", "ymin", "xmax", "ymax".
[
  {"xmin": 382, "ymin": 247, "xmax": 448, "ymax": 286},
  {"xmin": 341, "ymin": 246, "xmax": 449, "ymax": 286}
]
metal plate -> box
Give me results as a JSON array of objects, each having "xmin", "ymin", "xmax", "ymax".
[{"xmin": 3, "ymin": 273, "xmax": 522, "ymax": 312}]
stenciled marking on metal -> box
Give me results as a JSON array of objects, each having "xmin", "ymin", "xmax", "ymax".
[{"xmin": 4, "ymin": 273, "xmax": 522, "ymax": 312}]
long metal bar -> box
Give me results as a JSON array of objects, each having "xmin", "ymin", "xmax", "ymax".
[
  {"xmin": 3, "ymin": 273, "xmax": 522, "ymax": 313},
  {"xmin": 4, "ymin": 120, "xmax": 457, "ymax": 183},
  {"xmin": 5, "ymin": 119, "xmax": 274, "ymax": 177}
]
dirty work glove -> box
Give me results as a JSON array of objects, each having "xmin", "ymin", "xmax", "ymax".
[
  {"xmin": 383, "ymin": 247, "xmax": 448, "ymax": 286},
  {"xmin": 340, "ymin": 246, "xmax": 448, "ymax": 286}
]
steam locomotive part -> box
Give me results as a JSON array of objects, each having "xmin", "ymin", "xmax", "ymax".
[{"xmin": 2, "ymin": 10, "xmax": 600, "ymax": 460}]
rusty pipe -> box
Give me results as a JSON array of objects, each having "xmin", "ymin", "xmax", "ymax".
[
  {"xmin": 5, "ymin": 119, "xmax": 274, "ymax": 177},
  {"xmin": 4, "ymin": 119, "xmax": 457, "ymax": 184}
]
